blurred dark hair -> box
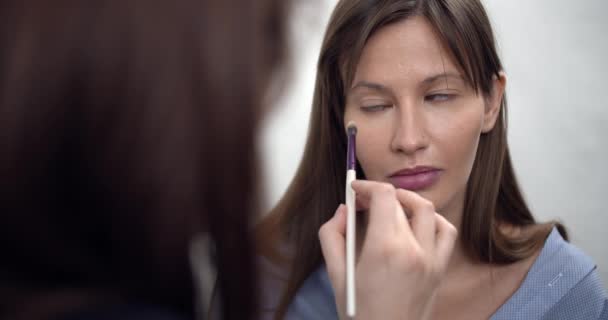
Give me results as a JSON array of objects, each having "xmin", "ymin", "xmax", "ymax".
[{"xmin": 0, "ymin": 0, "xmax": 286, "ymax": 319}]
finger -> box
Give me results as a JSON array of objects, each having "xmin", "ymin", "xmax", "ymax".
[
  {"xmin": 350, "ymin": 180, "xmax": 409, "ymax": 238},
  {"xmin": 319, "ymin": 204, "xmax": 347, "ymax": 291},
  {"xmin": 355, "ymin": 182, "xmax": 405, "ymax": 215},
  {"xmin": 395, "ymin": 189, "xmax": 437, "ymax": 252},
  {"xmin": 434, "ymin": 213, "xmax": 458, "ymax": 271},
  {"xmin": 355, "ymin": 193, "xmax": 369, "ymax": 212}
]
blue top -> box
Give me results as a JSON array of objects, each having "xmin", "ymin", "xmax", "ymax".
[{"xmin": 285, "ymin": 228, "xmax": 608, "ymax": 319}]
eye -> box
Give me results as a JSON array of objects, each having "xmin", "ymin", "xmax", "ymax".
[
  {"xmin": 361, "ymin": 105, "xmax": 391, "ymax": 112},
  {"xmin": 425, "ymin": 93, "xmax": 454, "ymax": 102}
]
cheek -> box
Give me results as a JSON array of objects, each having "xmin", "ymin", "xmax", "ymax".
[
  {"xmin": 432, "ymin": 100, "xmax": 484, "ymax": 175},
  {"xmin": 354, "ymin": 123, "xmax": 391, "ymax": 180}
]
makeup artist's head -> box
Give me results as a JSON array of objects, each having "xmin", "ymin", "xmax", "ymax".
[
  {"xmin": 0, "ymin": 0, "xmax": 285, "ymax": 319},
  {"xmin": 259, "ymin": 1, "xmax": 565, "ymax": 317}
]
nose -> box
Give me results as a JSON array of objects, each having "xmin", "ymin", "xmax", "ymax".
[{"xmin": 390, "ymin": 101, "xmax": 429, "ymax": 155}]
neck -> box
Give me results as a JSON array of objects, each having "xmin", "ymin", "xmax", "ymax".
[{"xmin": 438, "ymin": 188, "xmax": 479, "ymax": 273}]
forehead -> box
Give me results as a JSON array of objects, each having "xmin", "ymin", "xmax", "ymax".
[{"xmin": 353, "ymin": 16, "xmax": 461, "ymax": 85}]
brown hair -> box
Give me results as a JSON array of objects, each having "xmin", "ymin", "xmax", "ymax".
[
  {"xmin": 256, "ymin": 0, "xmax": 567, "ymax": 318},
  {"xmin": 0, "ymin": 0, "xmax": 285, "ymax": 319}
]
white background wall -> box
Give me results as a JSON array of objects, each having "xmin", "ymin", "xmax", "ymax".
[{"xmin": 259, "ymin": 0, "xmax": 608, "ymax": 287}]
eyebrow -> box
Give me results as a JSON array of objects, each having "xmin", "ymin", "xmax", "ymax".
[
  {"xmin": 349, "ymin": 72, "xmax": 466, "ymax": 94},
  {"xmin": 422, "ymin": 72, "xmax": 465, "ymax": 85},
  {"xmin": 349, "ymin": 81, "xmax": 392, "ymax": 95}
]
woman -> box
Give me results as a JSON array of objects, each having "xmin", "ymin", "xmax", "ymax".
[
  {"xmin": 0, "ymin": 0, "xmax": 285, "ymax": 319},
  {"xmin": 257, "ymin": 0, "xmax": 607, "ymax": 319}
]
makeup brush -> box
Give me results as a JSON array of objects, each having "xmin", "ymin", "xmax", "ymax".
[{"xmin": 345, "ymin": 121, "xmax": 357, "ymax": 318}]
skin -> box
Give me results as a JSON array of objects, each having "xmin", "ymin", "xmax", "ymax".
[{"xmin": 320, "ymin": 16, "xmax": 538, "ymax": 320}]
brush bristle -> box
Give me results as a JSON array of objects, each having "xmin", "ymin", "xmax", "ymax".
[{"xmin": 347, "ymin": 121, "xmax": 357, "ymax": 134}]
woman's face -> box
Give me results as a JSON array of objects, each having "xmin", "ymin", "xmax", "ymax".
[{"xmin": 344, "ymin": 16, "xmax": 504, "ymax": 215}]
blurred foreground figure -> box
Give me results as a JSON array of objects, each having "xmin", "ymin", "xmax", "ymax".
[{"xmin": 0, "ymin": 0, "xmax": 286, "ymax": 319}]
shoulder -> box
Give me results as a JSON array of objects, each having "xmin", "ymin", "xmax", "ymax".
[
  {"xmin": 286, "ymin": 265, "xmax": 338, "ymax": 319},
  {"xmin": 526, "ymin": 227, "xmax": 599, "ymax": 292},
  {"xmin": 493, "ymin": 228, "xmax": 608, "ymax": 320},
  {"xmin": 542, "ymin": 269, "xmax": 608, "ymax": 320},
  {"xmin": 540, "ymin": 229, "xmax": 608, "ymax": 319}
]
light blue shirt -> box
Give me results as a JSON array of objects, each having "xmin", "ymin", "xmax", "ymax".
[{"xmin": 286, "ymin": 228, "xmax": 608, "ymax": 319}]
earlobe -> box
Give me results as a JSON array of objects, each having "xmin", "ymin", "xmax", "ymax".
[{"xmin": 481, "ymin": 72, "xmax": 507, "ymax": 133}]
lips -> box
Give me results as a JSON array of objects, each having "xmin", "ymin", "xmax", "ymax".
[{"xmin": 387, "ymin": 166, "xmax": 441, "ymax": 191}]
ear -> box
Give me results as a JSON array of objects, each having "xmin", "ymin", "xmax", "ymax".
[{"xmin": 481, "ymin": 71, "xmax": 506, "ymax": 133}]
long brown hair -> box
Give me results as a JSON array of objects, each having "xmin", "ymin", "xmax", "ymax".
[
  {"xmin": 0, "ymin": 0, "xmax": 286, "ymax": 319},
  {"xmin": 256, "ymin": 0, "xmax": 567, "ymax": 318}
]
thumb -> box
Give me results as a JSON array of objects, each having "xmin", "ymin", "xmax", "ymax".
[{"xmin": 319, "ymin": 204, "xmax": 347, "ymax": 293}]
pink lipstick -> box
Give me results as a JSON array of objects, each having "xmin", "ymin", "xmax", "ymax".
[{"xmin": 388, "ymin": 166, "xmax": 441, "ymax": 191}]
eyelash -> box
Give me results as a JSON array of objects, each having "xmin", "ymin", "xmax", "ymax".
[
  {"xmin": 425, "ymin": 93, "xmax": 454, "ymax": 102},
  {"xmin": 360, "ymin": 105, "xmax": 391, "ymax": 112}
]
